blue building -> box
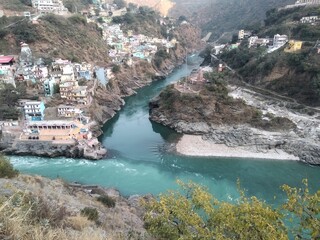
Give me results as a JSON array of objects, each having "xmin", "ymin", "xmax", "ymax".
[
  {"xmin": 78, "ymin": 70, "xmax": 91, "ymax": 80},
  {"xmin": 24, "ymin": 101, "xmax": 45, "ymax": 121},
  {"xmin": 43, "ymin": 78, "xmax": 55, "ymax": 96}
]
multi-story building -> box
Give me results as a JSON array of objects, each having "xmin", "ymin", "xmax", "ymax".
[
  {"xmin": 57, "ymin": 105, "xmax": 82, "ymax": 118},
  {"xmin": 72, "ymin": 86, "xmax": 88, "ymax": 105},
  {"xmin": 23, "ymin": 101, "xmax": 45, "ymax": 121},
  {"xmin": 43, "ymin": 77, "xmax": 57, "ymax": 96},
  {"xmin": 31, "ymin": 0, "xmax": 68, "ymax": 15},
  {"xmin": 60, "ymin": 81, "xmax": 77, "ymax": 100},
  {"xmin": 273, "ymin": 34, "xmax": 288, "ymax": 47}
]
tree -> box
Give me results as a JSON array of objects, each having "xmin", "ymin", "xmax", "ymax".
[
  {"xmin": 0, "ymin": 83, "xmax": 21, "ymax": 106},
  {"xmin": 144, "ymin": 181, "xmax": 287, "ymax": 240},
  {"xmin": 231, "ymin": 34, "xmax": 238, "ymax": 44},
  {"xmin": 282, "ymin": 179, "xmax": 320, "ymax": 239},
  {"xmin": 111, "ymin": 64, "xmax": 120, "ymax": 73},
  {"xmin": 0, "ymin": 155, "xmax": 19, "ymax": 178}
]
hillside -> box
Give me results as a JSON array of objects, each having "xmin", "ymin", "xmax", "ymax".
[
  {"xmin": 219, "ymin": 6, "xmax": 320, "ymax": 106},
  {"xmin": 0, "ymin": 14, "xmax": 109, "ymax": 64},
  {"xmin": 123, "ymin": 0, "xmax": 296, "ymax": 40},
  {"xmin": 170, "ymin": 0, "xmax": 295, "ymax": 40},
  {"xmin": 0, "ymin": 172, "xmax": 149, "ymax": 239}
]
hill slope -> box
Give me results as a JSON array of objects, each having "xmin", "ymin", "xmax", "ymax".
[
  {"xmin": 0, "ymin": 14, "xmax": 109, "ymax": 64},
  {"xmin": 220, "ymin": 6, "xmax": 320, "ymax": 106},
  {"xmin": 170, "ymin": 0, "xmax": 295, "ymax": 39}
]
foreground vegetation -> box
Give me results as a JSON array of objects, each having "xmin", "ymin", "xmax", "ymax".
[{"xmin": 144, "ymin": 180, "xmax": 320, "ymax": 240}]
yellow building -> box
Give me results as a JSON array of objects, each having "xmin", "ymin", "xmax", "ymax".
[{"xmin": 284, "ymin": 40, "xmax": 303, "ymax": 52}]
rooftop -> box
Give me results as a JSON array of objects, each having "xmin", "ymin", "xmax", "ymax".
[{"xmin": 0, "ymin": 56, "xmax": 14, "ymax": 64}]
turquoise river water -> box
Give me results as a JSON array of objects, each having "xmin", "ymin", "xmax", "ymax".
[{"xmin": 9, "ymin": 55, "xmax": 320, "ymax": 205}]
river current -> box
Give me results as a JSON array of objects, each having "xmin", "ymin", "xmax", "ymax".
[{"xmin": 9, "ymin": 55, "xmax": 320, "ymax": 204}]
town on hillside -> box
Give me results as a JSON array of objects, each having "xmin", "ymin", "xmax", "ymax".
[{"xmin": 0, "ymin": 0, "xmax": 181, "ymax": 159}]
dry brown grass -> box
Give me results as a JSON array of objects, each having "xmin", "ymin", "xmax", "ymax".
[
  {"xmin": 0, "ymin": 191, "xmax": 107, "ymax": 240},
  {"xmin": 66, "ymin": 215, "xmax": 93, "ymax": 231}
]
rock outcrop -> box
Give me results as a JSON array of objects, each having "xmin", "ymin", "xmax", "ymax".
[{"xmin": 149, "ymin": 84, "xmax": 320, "ymax": 165}]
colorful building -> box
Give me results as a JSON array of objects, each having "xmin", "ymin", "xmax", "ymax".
[{"xmin": 284, "ymin": 40, "xmax": 303, "ymax": 52}]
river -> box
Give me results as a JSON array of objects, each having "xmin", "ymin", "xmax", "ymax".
[{"xmin": 9, "ymin": 55, "xmax": 320, "ymax": 205}]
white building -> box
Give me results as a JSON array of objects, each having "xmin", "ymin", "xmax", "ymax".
[
  {"xmin": 31, "ymin": 0, "xmax": 68, "ymax": 15},
  {"xmin": 273, "ymin": 34, "xmax": 288, "ymax": 48},
  {"xmin": 57, "ymin": 105, "xmax": 82, "ymax": 118},
  {"xmin": 248, "ymin": 36, "xmax": 270, "ymax": 48},
  {"xmin": 300, "ymin": 16, "xmax": 319, "ymax": 23}
]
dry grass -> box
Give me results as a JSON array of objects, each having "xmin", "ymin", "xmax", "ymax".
[
  {"xmin": 0, "ymin": 191, "xmax": 107, "ymax": 240},
  {"xmin": 65, "ymin": 215, "xmax": 93, "ymax": 231}
]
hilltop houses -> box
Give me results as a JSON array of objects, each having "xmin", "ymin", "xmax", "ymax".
[{"xmin": 103, "ymin": 23, "xmax": 177, "ymax": 63}]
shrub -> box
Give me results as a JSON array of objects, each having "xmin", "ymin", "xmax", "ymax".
[
  {"xmin": 80, "ymin": 207, "xmax": 99, "ymax": 221},
  {"xmin": 0, "ymin": 156, "xmax": 19, "ymax": 178},
  {"xmin": 97, "ymin": 195, "xmax": 116, "ymax": 208},
  {"xmin": 11, "ymin": 21, "xmax": 38, "ymax": 43},
  {"xmin": 68, "ymin": 15, "xmax": 87, "ymax": 25},
  {"xmin": 112, "ymin": 64, "xmax": 121, "ymax": 73}
]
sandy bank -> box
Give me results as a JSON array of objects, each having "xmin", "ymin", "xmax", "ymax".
[{"xmin": 176, "ymin": 135, "xmax": 299, "ymax": 160}]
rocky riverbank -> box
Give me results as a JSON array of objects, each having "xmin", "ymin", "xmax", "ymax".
[{"xmin": 149, "ymin": 81, "xmax": 320, "ymax": 165}]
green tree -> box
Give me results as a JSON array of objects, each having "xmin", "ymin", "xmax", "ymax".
[
  {"xmin": 0, "ymin": 83, "xmax": 22, "ymax": 106},
  {"xmin": 111, "ymin": 64, "xmax": 120, "ymax": 73},
  {"xmin": 144, "ymin": 180, "xmax": 287, "ymax": 240},
  {"xmin": 0, "ymin": 155, "xmax": 19, "ymax": 178},
  {"xmin": 282, "ymin": 179, "xmax": 320, "ymax": 239}
]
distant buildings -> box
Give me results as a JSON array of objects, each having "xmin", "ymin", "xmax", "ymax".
[
  {"xmin": 281, "ymin": 0, "xmax": 320, "ymax": 9},
  {"xmin": 300, "ymin": 16, "xmax": 319, "ymax": 24},
  {"xmin": 31, "ymin": 0, "xmax": 68, "ymax": 15}
]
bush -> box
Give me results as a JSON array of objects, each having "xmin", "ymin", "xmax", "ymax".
[
  {"xmin": 112, "ymin": 64, "xmax": 121, "ymax": 73},
  {"xmin": 0, "ymin": 156, "xmax": 19, "ymax": 178},
  {"xmin": 68, "ymin": 15, "xmax": 87, "ymax": 25},
  {"xmin": 80, "ymin": 207, "xmax": 99, "ymax": 221},
  {"xmin": 11, "ymin": 21, "xmax": 38, "ymax": 43},
  {"xmin": 97, "ymin": 195, "xmax": 116, "ymax": 208}
]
